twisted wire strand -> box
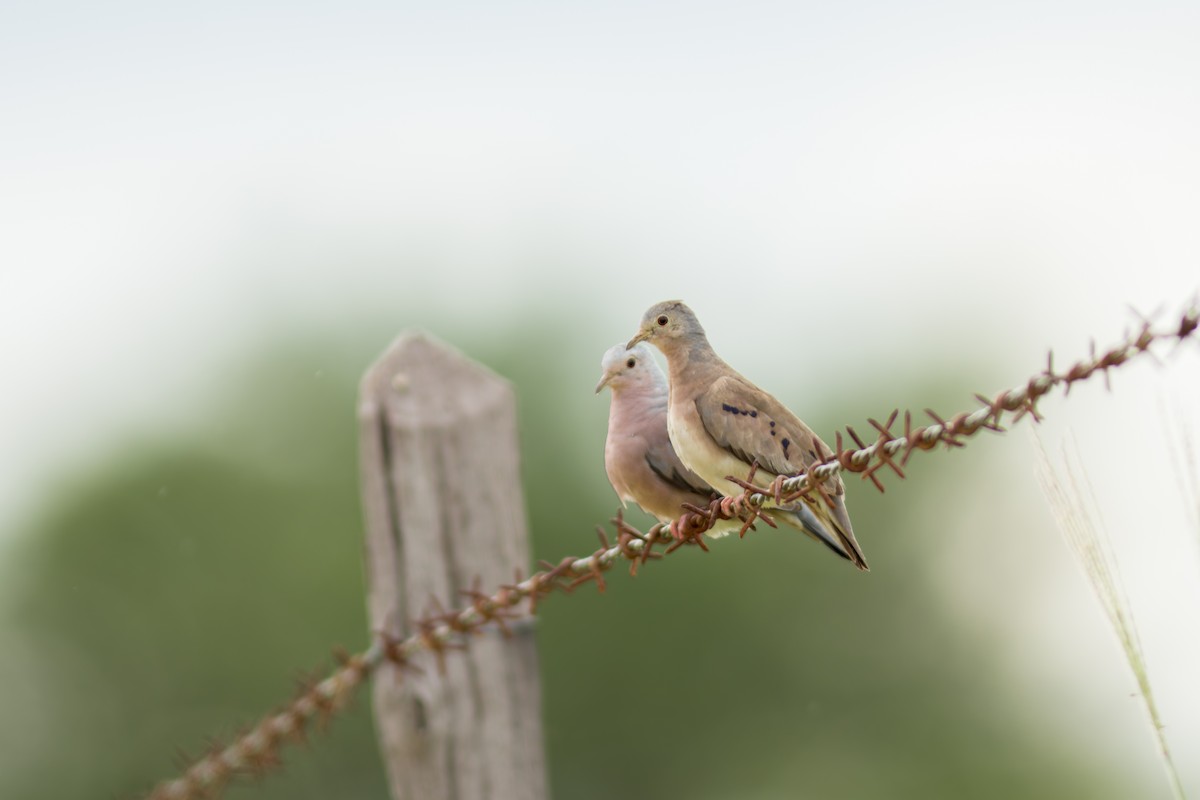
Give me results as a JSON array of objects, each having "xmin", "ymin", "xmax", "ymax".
[{"xmin": 146, "ymin": 300, "xmax": 1198, "ymax": 800}]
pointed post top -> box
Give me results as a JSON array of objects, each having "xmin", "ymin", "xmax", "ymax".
[
  {"xmin": 359, "ymin": 331, "xmax": 514, "ymax": 429},
  {"xmin": 357, "ymin": 329, "xmax": 546, "ymax": 800}
]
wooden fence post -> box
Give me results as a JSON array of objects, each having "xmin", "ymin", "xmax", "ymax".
[{"xmin": 358, "ymin": 332, "xmax": 548, "ymax": 800}]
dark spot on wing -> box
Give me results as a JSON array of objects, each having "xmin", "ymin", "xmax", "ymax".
[
  {"xmin": 769, "ymin": 421, "xmax": 775, "ymax": 427},
  {"xmin": 808, "ymin": 449, "xmax": 818, "ymax": 461},
  {"xmin": 722, "ymin": 403, "xmax": 758, "ymax": 417},
  {"xmin": 697, "ymin": 397, "xmax": 759, "ymax": 468},
  {"xmin": 770, "ymin": 430, "xmax": 776, "ymax": 437},
  {"xmin": 781, "ymin": 437, "xmax": 791, "ymax": 459}
]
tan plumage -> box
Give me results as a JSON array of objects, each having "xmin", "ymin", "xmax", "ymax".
[{"xmin": 628, "ymin": 300, "xmax": 869, "ymax": 570}]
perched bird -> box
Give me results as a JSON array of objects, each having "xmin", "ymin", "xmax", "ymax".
[
  {"xmin": 595, "ymin": 343, "xmax": 740, "ymax": 537},
  {"xmin": 627, "ymin": 301, "xmax": 870, "ymax": 570}
]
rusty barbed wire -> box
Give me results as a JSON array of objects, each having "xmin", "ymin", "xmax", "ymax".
[
  {"xmin": 143, "ymin": 508, "xmax": 700, "ymax": 800},
  {"xmin": 144, "ymin": 299, "xmax": 1198, "ymax": 800},
  {"xmin": 723, "ymin": 301, "xmax": 1200, "ymax": 512}
]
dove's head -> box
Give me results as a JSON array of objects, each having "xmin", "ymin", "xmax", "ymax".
[
  {"xmin": 595, "ymin": 342, "xmax": 664, "ymax": 394},
  {"xmin": 626, "ymin": 300, "xmax": 706, "ymax": 356}
]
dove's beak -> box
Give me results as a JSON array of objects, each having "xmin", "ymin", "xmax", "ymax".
[
  {"xmin": 626, "ymin": 329, "xmax": 651, "ymax": 349},
  {"xmin": 594, "ymin": 374, "xmax": 611, "ymax": 394}
]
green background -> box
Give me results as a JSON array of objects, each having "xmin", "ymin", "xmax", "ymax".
[{"xmin": 0, "ymin": 321, "xmax": 1143, "ymax": 800}]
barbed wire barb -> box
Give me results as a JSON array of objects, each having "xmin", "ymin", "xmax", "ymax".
[{"xmin": 144, "ymin": 299, "xmax": 1198, "ymax": 800}]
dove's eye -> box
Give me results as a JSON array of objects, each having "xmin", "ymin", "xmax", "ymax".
[
  {"xmin": 656, "ymin": 315, "xmax": 669, "ymax": 326},
  {"xmin": 626, "ymin": 358, "xmax": 636, "ymax": 368}
]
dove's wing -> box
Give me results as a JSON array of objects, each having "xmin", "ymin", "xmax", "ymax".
[
  {"xmin": 693, "ymin": 375, "xmax": 868, "ymax": 569},
  {"xmin": 694, "ymin": 376, "xmax": 831, "ymax": 478},
  {"xmin": 643, "ymin": 445, "xmax": 717, "ymax": 499}
]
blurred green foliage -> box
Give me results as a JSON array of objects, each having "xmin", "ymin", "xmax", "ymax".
[{"xmin": 0, "ymin": 325, "xmax": 1135, "ymax": 800}]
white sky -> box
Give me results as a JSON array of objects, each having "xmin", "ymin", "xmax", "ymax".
[{"xmin": 2, "ymin": 0, "xmax": 1199, "ymax": 792}]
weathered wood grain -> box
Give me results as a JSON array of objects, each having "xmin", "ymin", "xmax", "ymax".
[{"xmin": 359, "ymin": 332, "xmax": 547, "ymax": 800}]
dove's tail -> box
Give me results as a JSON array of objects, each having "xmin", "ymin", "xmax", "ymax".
[{"xmin": 770, "ymin": 498, "xmax": 870, "ymax": 571}]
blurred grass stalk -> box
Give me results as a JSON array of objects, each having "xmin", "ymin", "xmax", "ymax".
[
  {"xmin": 1033, "ymin": 432, "xmax": 1186, "ymax": 800},
  {"xmin": 1158, "ymin": 398, "xmax": 1200, "ymax": 548}
]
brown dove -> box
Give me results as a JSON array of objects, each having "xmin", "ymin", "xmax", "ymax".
[
  {"xmin": 627, "ymin": 301, "xmax": 869, "ymax": 569},
  {"xmin": 596, "ymin": 343, "xmax": 740, "ymax": 537}
]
